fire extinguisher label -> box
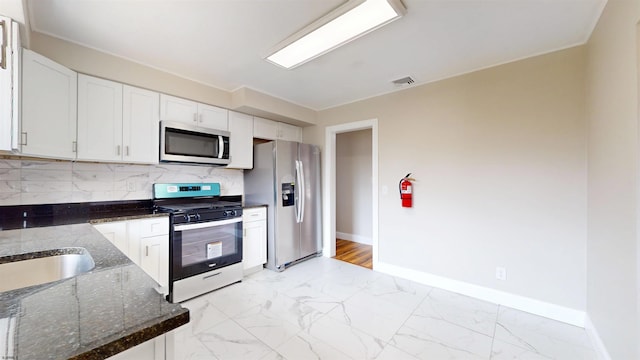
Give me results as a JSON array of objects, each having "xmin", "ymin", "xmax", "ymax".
[{"xmin": 401, "ymin": 186, "xmax": 412, "ymax": 193}]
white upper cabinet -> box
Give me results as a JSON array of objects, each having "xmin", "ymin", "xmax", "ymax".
[
  {"xmin": 278, "ymin": 122, "xmax": 303, "ymax": 142},
  {"xmin": 77, "ymin": 74, "xmax": 123, "ymax": 162},
  {"xmin": 253, "ymin": 117, "xmax": 278, "ymax": 140},
  {"xmin": 160, "ymin": 94, "xmax": 228, "ymax": 131},
  {"xmin": 198, "ymin": 103, "xmax": 228, "ymax": 131},
  {"xmin": 253, "ymin": 116, "xmax": 302, "ymax": 142},
  {"xmin": 78, "ymin": 74, "xmax": 159, "ymax": 164},
  {"xmin": 123, "ymin": 85, "xmax": 160, "ymax": 163},
  {"xmin": 0, "ymin": 16, "xmax": 20, "ymax": 153},
  {"xmin": 159, "ymin": 94, "xmax": 197, "ymax": 124},
  {"xmin": 227, "ymin": 111, "xmax": 253, "ymax": 169},
  {"xmin": 21, "ymin": 50, "xmax": 77, "ymax": 159}
]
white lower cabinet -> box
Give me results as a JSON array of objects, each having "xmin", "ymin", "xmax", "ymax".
[
  {"xmin": 140, "ymin": 234, "xmax": 169, "ymax": 289},
  {"xmin": 242, "ymin": 207, "xmax": 267, "ymax": 274},
  {"xmin": 93, "ymin": 217, "xmax": 169, "ymax": 290}
]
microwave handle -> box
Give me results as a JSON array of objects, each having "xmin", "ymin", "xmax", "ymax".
[{"xmin": 218, "ymin": 136, "xmax": 224, "ymax": 158}]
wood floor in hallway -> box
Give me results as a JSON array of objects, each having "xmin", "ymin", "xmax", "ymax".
[{"xmin": 333, "ymin": 239, "xmax": 372, "ymax": 269}]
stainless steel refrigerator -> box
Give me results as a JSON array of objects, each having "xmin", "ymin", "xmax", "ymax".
[{"xmin": 244, "ymin": 140, "xmax": 322, "ymax": 271}]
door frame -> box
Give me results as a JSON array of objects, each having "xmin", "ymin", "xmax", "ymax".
[{"xmin": 323, "ymin": 119, "xmax": 379, "ymax": 269}]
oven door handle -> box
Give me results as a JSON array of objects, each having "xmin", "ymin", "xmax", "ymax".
[{"xmin": 174, "ymin": 217, "xmax": 241, "ymax": 231}]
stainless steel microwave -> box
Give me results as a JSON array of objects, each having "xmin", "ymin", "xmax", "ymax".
[{"xmin": 160, "ymin": 121, "xmax": 230, "ymax": 165}]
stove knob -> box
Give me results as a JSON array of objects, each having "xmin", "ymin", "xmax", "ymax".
[
  {"xmin": 196, "ymin": 213, "xmax": 201, "ymax": 221},
  {"xmin": 184, "ymin": 215, "xmax": 190, "ymax": 223}
]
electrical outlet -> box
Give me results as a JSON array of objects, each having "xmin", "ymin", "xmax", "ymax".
[
  {"xmin": 495, "ymin": 267, "xmax": 507, "ymax": 281},
  {"xmin": 126, "ymin": 181, "xmax": 136, "ymax": 192}
]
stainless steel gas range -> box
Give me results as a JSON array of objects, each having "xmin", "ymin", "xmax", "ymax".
[{"xmin": 153, "ymin": 183, "xmax": 243, "ymax": 303}]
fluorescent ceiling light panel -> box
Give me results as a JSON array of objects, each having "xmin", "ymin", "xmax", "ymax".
[{"xmin": 266, "ymin": 0, "xmax": 406, "ymax": 69}]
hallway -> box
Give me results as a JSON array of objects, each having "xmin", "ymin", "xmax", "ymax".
[{"xmin": 333, "ymin": 238, "xmax": 372, "ymax": 269}]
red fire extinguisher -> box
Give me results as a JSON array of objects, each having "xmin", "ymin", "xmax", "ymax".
[{"xmin": 399, "ymin": 173, "xmax": 413, "ymax": 208}]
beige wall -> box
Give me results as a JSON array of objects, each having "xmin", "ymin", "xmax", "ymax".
[
  {"xmin": 307, "ymin": 46, "xmax": 587, "ymax": 310},
  {"xmin": 585, "ymin": 0, "xmax": 640, "ymax": 358},
  {"xmin": 28, "ymin": 32, "xmax": 316, "ymax": 125},
  {"xmin": 336, "ymin": 129, "xmax": 372, "ymax": 243},
  {"xmin": 30, "ymin": 32, "xmax": 233, "ymax": 109}
]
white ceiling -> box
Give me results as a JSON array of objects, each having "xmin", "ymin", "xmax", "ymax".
[{"xmin": 26, "ymin": 0, "xmax": 605, "ymax": 111}]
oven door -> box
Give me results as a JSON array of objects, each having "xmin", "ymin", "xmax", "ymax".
[{"xmin": 171, "ymin": 217, "xmax": 242, "ymax": 280}]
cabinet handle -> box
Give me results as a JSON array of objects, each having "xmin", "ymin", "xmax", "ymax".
[
  {"xmin": 116, "ymin": 145, "xmax": 121, "ymax": 156},
  {"xmin": 20, "ymin": 132, "xmax": 27, "ymax": 146},
  {"xmin": 0, "ymin": 20, "xmax": 6, "ymax": 70},
  {"xmin": 145, "ymin": 245, "xmax": 149, "ymax": 257},
  {"xmin": 199, "ymin": 113, "xmax": 203, "ymax": 123},
  {"xmin": 125, "ymin": 145, "xmax": 130, "ymax": 156},
  {"xmin": 72, "ymin": 141, "xmax": 77, "ymax": 153},
  {"xmin": 193, "ymin": 113, "xmax": 197, "ymax": 123}
]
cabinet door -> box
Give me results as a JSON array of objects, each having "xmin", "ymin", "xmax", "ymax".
[
  {"xmin": 140, "ymin": 234, "xmax": 169, "ymax": 288},
  {"xmin": 21, "ymin": 50, "xmax": 77, "ymax": 159},
  {"xmin": 0, "ymin": 16, "xmax": 19, "ymax": 153},
  {"xmin": 243, "ymin": 207, "xmax": 267, "ymax": 272},
  {"xmin": 77, "ymin": 74, "xmax": 123, "ymax": 162},
  {"xmin": 227, "ymin": 111, "xmax": 253, "ymax": 169},
  {"xmin": 159, "ymin": 94, "xmax": 197, "ymax": 125},
  {"xmin": 253, "ymin": 117, "xmax": 278, "ymax": 140},
  {"xmin": 123, "ymin": 85, "xmax": 159, "ymax": 164},
  {"xmin": 93, "ymin": 221, "xmax": 128, "ymax": 255},
  {"xmin": 243, "ymin": 221, "xmax": 266, "ymax": 271},
  {"xmin": 127, "ymin": 217, "xmax": 169, "ymax": 288},
  {"xmin": 198, "ymin": 103, "xmax": 228, "ymax": 131},
  {"xmin": 278, "ymin": 122, "xmax": 302, "ymax": 142}
]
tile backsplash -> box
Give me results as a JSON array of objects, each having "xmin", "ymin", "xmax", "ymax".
[{"xmin": 0, "ymin": 158, "xmax": 244, "ymax": 206}]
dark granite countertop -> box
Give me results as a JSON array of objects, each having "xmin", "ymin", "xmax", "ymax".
[
  {"xmin": 0, "ymin": 200, "xmax": 157, "ymax": 231},
  {"xmin": 243, "ymin": 203, "xmax": 268, "ymax": 209},
  {"xmin": 0, "ymin": 223, "xmax": 189, "ymax": 359}
]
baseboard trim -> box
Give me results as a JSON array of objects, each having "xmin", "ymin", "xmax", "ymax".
[
  {"xmin": 336, "ymin": 231, "xmax": 372, "ymax": 245},
  {"xmin": 374, "ymin": 261, "xmax": 586, "ymax": 327},
  {"xmin": 585, "ymin": 314, "xmax": 612, "ymax": 360}
]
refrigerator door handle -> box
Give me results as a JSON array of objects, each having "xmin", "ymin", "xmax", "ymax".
[
  {"xmin": 294, "ymin": 160, "xmax": 300, "ymax": 223},
  {"xmin": 295, "ymin": 160, "xmax": 304, "ymax": 223},
  {"xmin": 299, "ymin": 160, "xmax": 305, "ymax": 223}
]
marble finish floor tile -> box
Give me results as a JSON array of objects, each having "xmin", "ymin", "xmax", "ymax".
[
  {"xmin": 167, "ymin": 257, "xmax": 597, "ymax": 360},
  {"xmin": 414, "ymin": 287, "xmax": 499, "ymax": 337},
  {"xmin": 326, "ymin": 290, "xmax": 414, "ymax": 341},
  {"xmin": 392, "ymin": 319, "xmax": 493, "ymax": 359},
  {"xmin": 307, "ymin": 315, "xmax": 385, "ymax": 360},
  {"xmin": 197, "ymin": 319, "xmax": 273, "ymax": 360},
  {"xmin": 494, "ymin": 307, "xmax": 598, "ymax": 360},
  {"xmin": 276, "ymin": 330, "xmax": 352, "ymax": 360}
]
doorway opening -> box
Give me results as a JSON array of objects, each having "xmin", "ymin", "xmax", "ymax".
[
  {"xmin": 323, "ymin": 119, "xmax": 379, "ymax": 270},
  {"xmin": 333, "ymin": 129, "xmax": 373, "ymax": 269}
]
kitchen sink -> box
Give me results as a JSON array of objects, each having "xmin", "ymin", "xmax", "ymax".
[{"xmin": 0, "ymin": 248, "xmax": 95, "ymax": 292}]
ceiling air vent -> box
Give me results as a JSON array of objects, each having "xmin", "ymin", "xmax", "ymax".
[{"xmin": 392, "ymin": 76, "xmax": 415, "ymax": 87}]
